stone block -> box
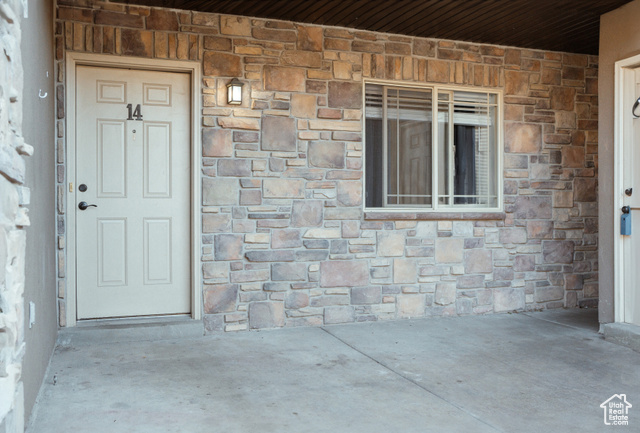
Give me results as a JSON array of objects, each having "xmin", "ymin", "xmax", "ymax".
[
  {"xmin": 203, "ymin": 52, "xmax": 242, "ymax": 77},
  {"xmin": 556, "ymin": 111, "xmax": 577, "ymax": 130},
  {"xmin": 246, "ymin": 250, "xmax": 295, "ymax": 262},
  {"xmin": 574, "ymin": 178, "xmax": 597, "ymax": 202},
  {"xmin": 415, "ymin": 221, "xmax": 437, "ymax": 238},
  {"xmin": 565, "ymin": 274, "xmax": 584, "ymax": 291},
  {"xmin": 146, "ymin": 9, "xmax": 179, "ymax": 31},
  {"xmin": 203, "ymin": 129, "xmax": 233, "ymax": 157},
  {"xmin": 204, "ymin": 315, "xmax": 225, "ymax": 332},
  {"xmin": 435, "ymin": 283, "xmax": 456, "ymax": 305},
  {"xmin": 351, "ymin": 286, "xmax": 382, "ymax": 305},
  {"xmin": 230, "ymin": 269, "xmax": 270, "ymax": 283},
  {"xmin": 394, "ymin": 259, "xmax": 417, "ymax": 284},
  {"xmin": 218, "ymin": 159, "xmax": 251, "ymax": 177},
  {"xmin": 240, "ymin": 190, "xmax": 262, "ymax": 205},
  {"xmin": 192, "ymin": 12, "xmax": 217, "ymax": 26},
  {"xmin": 457, "ymin": 275, "xmax": 485, "ymax": 289},
  {"xmin": 427, "ymin": 60, "xmax": 449, "ymax": 82},
  {"xmin": 324, "ymin": 306, "xmax": 356, "ymax": 324},
  {"xmin": 398, "ymin": 295, "xmax": 426, "ymax": 318},
  {"xmin": 584, "ymin": 282, "xmax": 598, "ymax": 298},
  {"xmin": 220, "ymin": 16, "xmax": 252, "ymax": 36},
  {"xmin": 561, "ymin": 146, "xmax": 584, "ymax": 168},
  {"xmin": 96, "ymin": 11, "xmax": 144, "ymax": 27},
  {"xmin": 214, "ymin": 234, "xmax": 243, "ymax": 260},
  {"xmin": 121, "ymin": 29, "xmax": 152, "ymax": 57},
  {"xmin": 285, "ymin": 291, "xmax": 309, "ymax": 309},
  {"xmin": 542, "ymin": 240, "xmax": 574, "ymax": 264},
  {"xmin": 452, "ymin": 221, "xmax": 473, "ymax": 237},
  {"xmin": 281, "ymin": 50, "xmax": 323, "ymax": 68},
  {"xmin": 297, "ymin": 25, "xmax": 323, "ymax": 51},
  {"xmin": 197, "ymin": 174, "xmax": 233, "ymax": 204},
  {"xmin": 264, "ymin": 66, "xmax": 305, "ymax": 92},
  {"xmin": 218, "ymin": 117, "xmax": 260, "ymax": 130},
  {"xmin": 505, "ymin": 123, "xmax": 541, "ymax": 153},
  {"xmin": 272, "ymin": 262, "xmax": 307, "ymax": 281},
  {"xmin": 320, "ymin": 260, "xmax": 369, "ymax": 287},
  {"xmin": 377, "ymin": 231, "xmax": 405, "ymax": 257},
  {"xmin": 541, "ymin": 68, "xmax": 561, "ymax": 85},
  {"xmin": 514, "ymin": 196, "xmax": 552, "ymax": 219},
  {"xmin": 435, "ymin": 238, "xmax": 463, "ymax": 263},
  {"xmin": 263, "ymin": 179, "xmax": 305, "ymax": 199},
  {"xmin": 308, "ymin": 141, "xmax": 345, "ymax": 168},
  {"xmin": 535, "ymin": 287, "xmax": 564, "ymax": 303},
  {"xmin": 514, "ymin": 255, "xmax": 535, "ymax": 271},
  {"xmin": 341, "ymin": 221, "xmax": 359, "ymax": 238},
  {"xmin": 493, "ymin": 288, "xmax": 524, "ymax": 312},
  {"xmin": 553, "ymin": 191, "xmax": 573, "ymax": 208},
  {"xmin": 249, "ymin": 302, "xmax": 285, "ymax": 329},
  {"xmin": 203, "ymin": 214, "xmax": 232, "ymax": 233},
  {"xmin": 203, "ymin": 262, "xmax": 229, "ymax": 280},
  {"xmin": 527, "ymin": 221, "xmax": 554, "ymax": 239},
  {"xmin": 271, "ymin": 229, "xmax": 302, "ymax": 249},
  {"xmin": 203, "ymin": 36, "xmax": 232, "ymax": 51},
  {"xmin": 328, "ymin": 81, "xmax": 363, "ymax": 109},
  {"xmin": 262, "ymin": 116, "xmax": 296, "ymax": 151},
  {"xmin": 464, "ymin": 249, "xmax": 492, "ymax": 274},
  {"xmin": 493, "ymin": 267, "xmax": 514, "ymax": 281},
  {"xmin": 414, "ymin": 39, "xmax": 436, "ymax": 57},
  {"xmin": 550, "ymin": 87, "xmax": 576, "ymax": 111},
  {"xmin": 499, "ymin": 228, "xmax": 527, "ymax": 244},
  {"xmin": 337, "ymin": 181, "xmax": 362, "ymax": 206},
  {"xmin": 504, "ymin": 154, "xmax": 528, "ymax": 169},
  {"xmin": 291, "ymin": 94, "xmax": 316, "ymax": 119},
  {"xmin": 504, "ymin": 70, "xmax": 529, "ymax": 96},
  {"xmin": 204, "ymin": 284, "xmax": 238, "ymax": 313},
  {"xmin": 291, "ymin": 200, "xmax": 324, "ymax": 227},
  {"xmin": 304, "ymin": 228, "xmax": 341, "ymax": 239}
]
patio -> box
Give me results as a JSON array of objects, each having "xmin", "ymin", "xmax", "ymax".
[{"xmin": 26, "ymin": 309, "xmax": 639, "ymax": 433}]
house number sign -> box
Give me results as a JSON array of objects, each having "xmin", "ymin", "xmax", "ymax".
[{"xmin": 126, "ymin": 103, "xmax": 143, "ymax": 121}]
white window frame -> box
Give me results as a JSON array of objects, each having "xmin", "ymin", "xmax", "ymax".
[{"xmin": 362, "ymin": 79, "xmax": 504, "ymax": 213}]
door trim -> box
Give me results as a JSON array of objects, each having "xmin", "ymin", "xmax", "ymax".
[
  {"xmin": 614, "ymin": 54, "xmax": 640, "ymax": 323},
  {"xmin": 65, "ymin": 52, "xmax": 202, "ymax": 326}
]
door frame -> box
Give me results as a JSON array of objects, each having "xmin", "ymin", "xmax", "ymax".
[
  {"xmin": 613, "ymin": 54, "xmax": 640, "ymax": 323},
  {"xmin": 65, "ymin": 52, "xmax": 202, "ymax": 326}
]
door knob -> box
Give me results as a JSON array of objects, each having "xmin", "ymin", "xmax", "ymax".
[{"xmin": 78, "ymin": 201, "xmax": 97, "ymax": 210}]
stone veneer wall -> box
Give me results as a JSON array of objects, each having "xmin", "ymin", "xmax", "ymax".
[
  {"xmin": 54, "ymin": 1, "xmax": 599, "ymax": 332},
  {"xmin": 0, "ymin": 1, "xmax": 30, "ymax": 432}
]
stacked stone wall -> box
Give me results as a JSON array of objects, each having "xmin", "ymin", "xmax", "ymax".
[
  {"xmin": 54, "ymin": 1, "xmax": 599, "ymax": 331},
  {"xmin": 0, "ymin": 1, "xmax": 30, "ymax": 431}
]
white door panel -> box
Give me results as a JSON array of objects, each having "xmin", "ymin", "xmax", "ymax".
[{"xmin": 76, "ymin": 66, "xmax": 191, "ymax": 319}]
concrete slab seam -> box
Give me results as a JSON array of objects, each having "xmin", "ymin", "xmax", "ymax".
[{"xmin": 320, "ymin": 327, "xmax": 505, "ymax": 433}]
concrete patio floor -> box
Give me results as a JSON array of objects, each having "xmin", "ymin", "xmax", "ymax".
[{"xmin": 27, "ymin": 309, "xmax": 639, "ymax": 433}]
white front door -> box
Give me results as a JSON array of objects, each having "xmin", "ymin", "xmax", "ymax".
[
  {"xmin": 621, "ymin": 66, "xmax": 640, "ymax": 326},
  {"xmin": 75, "ymin": 66, "xmax": 191, "ymax": 319}
]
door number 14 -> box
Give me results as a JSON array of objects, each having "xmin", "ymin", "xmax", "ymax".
[{"xmin": 126, "ymin": 103, "xmax": 143, "ymax": 121}]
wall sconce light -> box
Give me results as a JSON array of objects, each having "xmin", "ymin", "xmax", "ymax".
[{"xmin": 227, "ymin": 78, "xmax": 244, "ymax": 105}]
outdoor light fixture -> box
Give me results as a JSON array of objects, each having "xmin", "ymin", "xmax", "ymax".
[{"xmin": 227, "ymin": 78, "xmax": 244, "ymax": 105}]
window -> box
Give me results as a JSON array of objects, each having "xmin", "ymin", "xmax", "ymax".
[{"xmin": 365, "ymin": 83, "xmax": 501, "ymax": 211}]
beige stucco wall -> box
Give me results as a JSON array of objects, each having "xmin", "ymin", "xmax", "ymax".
[
  {"xmin": 22, "ymin": 0, "xmax": 57, "ymax": 422},
  {"xmin": 598, "ymin": 0, "xmax": 640, "ymax": 323}
]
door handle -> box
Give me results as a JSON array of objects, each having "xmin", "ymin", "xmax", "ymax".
[{"xmin": 78, "ymin": 201, "xmax": 97, "ymax": 210}]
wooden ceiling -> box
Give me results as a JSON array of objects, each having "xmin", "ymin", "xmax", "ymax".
[{"xmin": 116, "ymin": 0, "xmax": 633, "ymax": 54}]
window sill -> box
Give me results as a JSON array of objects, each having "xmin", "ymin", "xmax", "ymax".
[{"xmin": 364, "ymin": 211, "xmax": 506, "ymax": 221}]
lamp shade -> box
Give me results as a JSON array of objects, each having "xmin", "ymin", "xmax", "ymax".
[{"xmin": 227, "ymin": 78, "xmax": 244, "ymax": 105}]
